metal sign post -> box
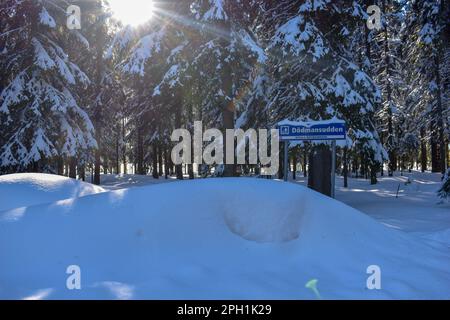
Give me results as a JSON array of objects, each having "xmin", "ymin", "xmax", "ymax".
[
  {"xmin": 331, "ymin": 140, "xmax": 336, "ymax": 198},
  {"xmin": 278, "ymin": 120, "xmax": 346, "ymax": 199},
  {"xmin": 284, "ymin": 140, "xmax": 289, "ymax": 182}
]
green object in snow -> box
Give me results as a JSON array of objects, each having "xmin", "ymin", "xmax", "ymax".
[{"xmin": 305, "ymin": 279, "xmax": 322, "ymax": 300}]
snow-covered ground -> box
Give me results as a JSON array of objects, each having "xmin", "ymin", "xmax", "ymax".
[
  {"xmin": 0, "ymin": 173, "xmax": 105, "ymax": 212},
  {"xmin": 86, "ymin": 173, "xmax": 179, "ymax": 190},
  {"xmin": 294, "ymin": 171, "xmax": 450, "ymax": 245},
  {"xmin": 0, "ymin": 172, "xmax": 449, "ymax": 300}
]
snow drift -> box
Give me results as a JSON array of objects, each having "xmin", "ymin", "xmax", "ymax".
[
  {"xmin": 0, "ymin": 173, "xmax": 105, "ymax": 212},
  {"xmin": 0, "ymin": 178, "xmax": 449, "ymax": 299}
]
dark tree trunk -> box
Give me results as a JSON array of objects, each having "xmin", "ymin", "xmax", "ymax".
[
  {"xmin": 152, "ymin": 144, "xmax": 159, "ymax": 179},
  {"xmin": 431, "ymin": 139, "xmax": 442, "ymax": 173},
  {"xmin": 188, "ymin": 164, "xmax": 194, "ymax": 179},
  {"xmin": 29, "ymin": 161, "xmax": 39, "ymax": 173},
  {"xmin": 93, "ymin": 19, "xmax": 105, "ymax": 186},
  {"xmin": 278, "ymin": 142, "xmax": 284, "ymax": 180},
  {"xmin": 69, "ymin": 158, "xmax": 77, "ymax": 179},
  {"xmin": 370, "ymin": 164, "xmax": 378, "ymax": 185},
  {"xmin": 164, "ymin": 147, "xmax": 169, "ymax": 179},
  {"xmin": 292, "ymin": 153, "xmax": 297, "ymax": 181},
  {"xmin": 343, "ymin": 147, "xmax": 348, "ymax": 188},
  {"xmin": 303, "ymin": 147, "xmax": 307, "ymax": 177},
  {"xmin": 383, "ymin": 1, "xmax": 396, "ymax": 177},
  {"xmin": 420, "ymin": 127, "xmax": 427, "ymax": 172},
  {"xmin": 222, "ymin": 106, "xmax": 235, "ymax": 177},
  {"xmin": 94, "ymin": 152, "xmax": 101, "ymax": 185},
  {"xmin": 122, "ymin": 118, "xmax": 127, "ymax": 174},
  {"xmin": 158, "ymin": 145, "xmax": 163, "ymax": 177},
  {"xmin": 174, "ymin": 102, "xmax": 183, "ymax": 180},
  {"xmin": 79, "ymin": 164, "xmax": 86, "ymax": 182},
  {"xmin": 137, "ymin": 126, "xmax": 144, "ymax": 175},
  {"xmin": 308, "ymin": 145, "xmax": 332, "ymax": 197},
  {"xmin": 57, "ymin": 157, "xmax": 64, "ymax": 176},
  {"xmin": 434, "ymin": 54, "xmax": 446, "ymax": 174},
  {"xmin": 115, "ymin": 135, "xmax": 120, "ymax": 174},
  {"xmin": 352, "ymin": 155, "xmax": 359, "ymax": 178},
  {"xmin": 220, "ymin": 19, "xmax": 235, "ymax": 178}
]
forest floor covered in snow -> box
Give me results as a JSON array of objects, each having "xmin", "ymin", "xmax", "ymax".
[
  {"xmin": 295, "ymin": 171, "xmax": 450, "ymax": 245},
  {"xmin": 0, "ymin": 171, "xmax": 448, "ymax": 300}
]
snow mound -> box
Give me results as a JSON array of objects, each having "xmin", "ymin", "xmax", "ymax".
[
  {"xmin": 416, "ymin": 229, "xmax": 450, "ymax": 246},
  {"xmin": 0, "ymin": 173, "xmax": 105, "ymax": 212},
  {"xmin": 0, "ymin": 178, "xmax": 449, "ymax": 299}
]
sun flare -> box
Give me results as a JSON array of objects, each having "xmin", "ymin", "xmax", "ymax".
[{"xmin": 108, "ymin": 0, "xmax": 154, "ymax": 27}]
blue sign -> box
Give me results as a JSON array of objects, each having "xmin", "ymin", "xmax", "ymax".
[{"xmin": 278, "ymin": 121, "xmax": 346, "ymax": 141}]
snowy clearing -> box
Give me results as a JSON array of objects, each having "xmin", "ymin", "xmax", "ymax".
[
  {"xmin": 86, "ymin": 173, "xmax": 180, "ymax": 191},
  {"xmin": 295, "ymin": 171, "xmax": 450, "ymax": 245},
  {"xmin": 0, "ymin": 173, "xmax": 105, "ymax": 212},
  {"xmin": 0, "ymin": 177, "xmax": 449, "ymax": 300}
]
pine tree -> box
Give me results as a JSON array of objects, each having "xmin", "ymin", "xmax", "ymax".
[
  {"xmin": 403, "ymin": 0, "xmax": 449, "ymax": 174},
  {"xmin": 74, "ymin": 0, "xmax": 125, "ymax": 182},
  {"xmin": 254, "ymin": 0, "xmax": 385, "ymax": 190},
  {"xmin": 369, "ymin": 0, "xmax": 405, "ymax": 176},
  {"xmin": 119, "ymin": 3, "xmax": 188, "ymax": 178},
  {"xmin": 0, "ymin": 0, "xmax": 96, "ymax": 173},
  {"xmin": 188, "ymin": 0, "xmax": 265, "ymax": 176},
  {"xmin": 438, "ymin": 168, "xmax": 450, "ymax": 201}
]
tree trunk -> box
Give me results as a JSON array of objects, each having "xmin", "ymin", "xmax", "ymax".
[
  {"xmin": 383, "ymin": 1, "xmax": 396, "ymax": 177},
  {"xmin": 174, "ymin": 102, "xmax": 183, "ymax": 180},
  {"xmin": 115, "ymin": 135, "xmax": 120, "ymax": 174},
  {"xmin": 303, "ymin": 147, "xmax": 307, "ymax": 177},
  {"xmin": 343, "ymin": 147, "xmax": 348, "ymax": 188},
  {"xmin": 94, "ymin": 151, "xmax": 101, "ymax": 185},
  {"xmin": 69, "ymin": 158, "xmax": 77, "ymax": 179},
  {"xmin": 370, "ymin": 164, "xmax": 378, "ymax": 185},
  {"xmin": 152, "ymin": 144, "xmax": 159, "ymax": 179},
  {"xmin": 122, "ymin": 118, "xmax": 127, "ymax": 174},
  {"xmin": 292, "ymin": 152, "xmax": 297, "ymax": 181},
  {"xmin": 420, "ymin": 127, "xmax": 427, "ymax": 172},
  {"xmin": 353, "ymin": 156, "xmax": 359, "ymax": 178},
  {"xmin": 188, "ymin": 163, "xmax": 194, "ymax": 179},
  {"xmin": 434, "ymin": 54, "xmax": 446, "ymax": 174},
  {"xmin": 164, "ymin": 148, "xmax": 169, "ymax": 179},
  {"xmin": 220, "ymin": 19, "xmax": 235, "ymax": 178},
  {"xmin": 93, "ymin": 20, "xmax": 105, "ymax": 186},
  {"xmin": 278, "ymin": 142, "xmax": 284, "ymax": 180},
  {"xmin": 431, "ymin": 139, "xmax": 442, "ymax": 173},
  {"xmin": 222, "ymin": 106, "xmax": 235, "ymax": 177},
  {"xmin": 137, "ymin": 126, "xmax": 144, "ymax": 175},
  {"xmin": 79, "ymin": 163, "xmax": 86, "ymax": 182},
  {"xmin": 57, "ymin": 157, "xmax": 64, "ymax": 176},
  {"xmin": 158, "ymin": 145, "xmax": 163, "ymax": 177}
]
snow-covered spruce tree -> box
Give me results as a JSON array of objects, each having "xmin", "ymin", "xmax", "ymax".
[
  {"xmin": 71, "ymin": 1, "xmax": 127, "ymax": 183},
  {"xmin": 437, "ymin": 168, "xmax": 450, "ymax": 201},
  {"xmin": 119, "ymin": 1, "xmax": 263, "ymax": 178},
  {"xmin": 119, "ymin": 4, "xmax": 185, "ymax": 178},
  {"xmin": 403, "ymin": 0, "xmax": 449, "ymax": 174},
  {"xmin": 368, "ymin": 0, "xmax": 406, "ymax": 176},
  {"xmin": 401, "ymin": 2, "xmax": 430, "ymax": 173},
  {"xmin": 188, "ymin": 0, "xmax": 266, "ymax": 176},
  {"xmin": 259, "ymin": 0, "xmax": 385, "ymax": 189},
  {"xmin": 103, "ymin": 24, "xmax": 136, "ymax": 175},
  {"xmin": 105, "ymin": 24, "xmax": 139, "ymax": 175},
  {"xmin": 0, "ymin": 0, "xmax": 95, "ymax": 174}
]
